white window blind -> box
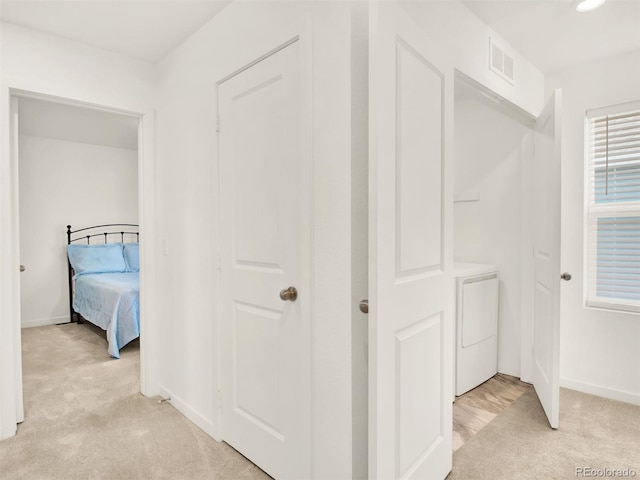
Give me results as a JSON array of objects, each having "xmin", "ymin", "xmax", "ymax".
[{"xmin": 585, "ymin": 102, "xmax": 640, "ymax": 313}]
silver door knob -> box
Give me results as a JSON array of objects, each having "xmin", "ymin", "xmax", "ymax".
[
  {"xmin": 279, "ymin": 286, "xmax": 298, "ymax": 302},
  {"xmin": 359, "ymin": 299, "xmax": 368, "ymax": 314},
  {"xmin": 20, "ymin": 265, "xmax": 25, "ymax": 272},
  {"xmin": 561, "ymin": 272, "xmax": 572, "ymax": 281}
]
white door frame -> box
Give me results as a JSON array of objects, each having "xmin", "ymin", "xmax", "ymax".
[{"xmin": 0, "ymin": 86, "xmax": 158, "ymax": 440}]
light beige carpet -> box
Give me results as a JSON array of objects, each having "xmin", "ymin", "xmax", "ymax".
[
  {"xmin": 448, "ymin": 387, "xmax": 640, "ymax": 479},
  {"xmin": 0, "ymin": 323, "xmax": 270, "ymax": 480}
]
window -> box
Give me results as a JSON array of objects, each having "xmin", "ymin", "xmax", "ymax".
[{"xmin": 585, "ymin": 101, "xmax": 640, "ymax": 313}]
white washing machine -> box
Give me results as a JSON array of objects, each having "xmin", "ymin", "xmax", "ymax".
[{"xmin": 454, "ymin": 263, "xmax": 499, "ymax": 396}]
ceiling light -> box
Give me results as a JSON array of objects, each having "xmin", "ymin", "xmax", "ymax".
[{"xmin": 572, "ymin": 0, "xmax": 607, "ymax": 12}]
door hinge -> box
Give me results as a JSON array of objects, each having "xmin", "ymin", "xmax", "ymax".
[{"xmin": 216, "ymin": 115, "xmax": 221, "ymax": 133}]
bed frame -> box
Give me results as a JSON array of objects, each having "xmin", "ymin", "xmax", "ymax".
[{"xmin": 66, "ymin": 224, "xmax": 139, "ymax": 324}]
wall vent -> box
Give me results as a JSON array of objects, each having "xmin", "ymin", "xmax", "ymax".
[{"xmin": 489, "ymin": 38, "xmax": 515, "ymax": 85}]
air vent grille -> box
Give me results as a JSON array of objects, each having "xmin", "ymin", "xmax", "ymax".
[{"xmin": 489, "ymin": 38, "xmax": 515, "ymax": 85}]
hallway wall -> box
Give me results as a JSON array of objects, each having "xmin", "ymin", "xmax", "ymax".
[
  {"xmin": 399, "ymin": 0, "xmax": 544, "ymax": 117},
  {"xmin": 154, "ymin": 3, "xmax": 354, "ymax": 477}
]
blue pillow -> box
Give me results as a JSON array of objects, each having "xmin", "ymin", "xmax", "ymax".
[
  {"xmin": 123, "ymin": 243, "xmax": 139, "ymax": 272},
  {"xmin": 67, "ymin": 243, "xmax": 127, "ymax": 276}
]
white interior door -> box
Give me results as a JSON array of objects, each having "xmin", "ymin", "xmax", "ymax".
[
  {"xmin": 369, "ymin": 3, "xmax": 454, "ymax": 479},
  {"xmin": 218, "ymin": 40, "xmax": 311, "ymax": 480},
  {"xmin": 531, "ymin": 89, "xmax": 562, "ymax": 429}
]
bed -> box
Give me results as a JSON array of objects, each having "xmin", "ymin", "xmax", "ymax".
[{"xmin": 66, "ymin": 224, "xmax": 140, "ymax": 358}]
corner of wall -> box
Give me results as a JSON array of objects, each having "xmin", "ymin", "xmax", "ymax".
[{"xmin": 158, "ymin": 385, "xmax": 221, "ymax": 441}]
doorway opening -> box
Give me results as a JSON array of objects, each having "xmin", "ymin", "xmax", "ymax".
[
  {"xmin": 451, "ymin": 71, "xmax": 560, "ymax": 447},
  {"xmin": 6, "ymin": 89, "xmax": 154, "ymax": 434}
]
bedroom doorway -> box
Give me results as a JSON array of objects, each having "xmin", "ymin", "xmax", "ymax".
[
  {"xmin": 2, "ymin": 89, "xmax": 158, "ymax": 437},
  {"xmin": 18, "ymin": 97, "xmax": 139, "ymax": 331}
]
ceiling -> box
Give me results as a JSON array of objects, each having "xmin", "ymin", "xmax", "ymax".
[
  {"xmin": 1, "ymin": 1, "xmax": 638, "ymax": 71},
  {"xmin": 0, "ymin": 0, "xmax": 231, "ymax": 63},
  {"xmin": 463, "ymin": 0, "xmax": 640, "ymax": 73},
  {"xmin": 19, "ymin": 97, "xmax": 139, "ymax": 150}
]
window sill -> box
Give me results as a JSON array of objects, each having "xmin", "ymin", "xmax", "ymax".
[{"xmin": 585, "ymin": 299, "xmax": 640, "ymax": 316}]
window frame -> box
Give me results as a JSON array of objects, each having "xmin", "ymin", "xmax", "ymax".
[{"xmin": 584, "ymin": 100, "xmax": 640, "ymax": 314}]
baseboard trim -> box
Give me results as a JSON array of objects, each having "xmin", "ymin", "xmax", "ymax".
[
  {"xmin": 22, "ymin": 316, "xmax": 69, "ymax": 329},
  {"xmin": 560, "ymin": 377, "xmax": 640, "ymax": 406},
  {"xmin": 157, "ymin": 385, "xmax": 221, "ymax": 441}
]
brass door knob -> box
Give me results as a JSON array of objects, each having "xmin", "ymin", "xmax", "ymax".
[
  {"xmin": 280, "ymin": 286, "xmax": 298, "ymax": 302},
  {"xmin": 560, "ymin": 272, "xmax": 572, "ymax": 281},
  {"xmin": 20, "ymin": 265, "xmax": 25, "ymax": 272}
]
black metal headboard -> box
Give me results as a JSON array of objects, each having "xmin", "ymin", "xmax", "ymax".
[
  {"xmin": 67, "ymin": 224, "xmax": 139, "ymax": 245},
  {"xmin": 66, "ymin": 224, "xmax": 139, "ymax": 324}
]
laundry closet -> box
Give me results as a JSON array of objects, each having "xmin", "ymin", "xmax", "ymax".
[{"xmin": 452, "ymin": 74, "xmax": 535, "ymax": 393}]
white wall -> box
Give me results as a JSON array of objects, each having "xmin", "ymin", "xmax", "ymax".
[
  {"xmin": 0, "ymin": 22, "xmax": 154, "ymax": 112},
  {"xmin": 400, "ymin": 0, "xmax": 545, "ymax": 117},
  {"xmin": 547, "ymin": 51, "xmax": 640, "ymax": 405},
  {"xmin": 0, "ymin": 22, "xmax": 155, "ymax": 440},
  {"xmin": 18, "ymin": 135, "xmax": 138, "ymax": 328},
  {"xmin": 154, "ymin": 2, "xmax": 353, "ymax": 478},
  {"xmin": 454, "ymin": 90, "xmax": 533, "ymax": 377}
]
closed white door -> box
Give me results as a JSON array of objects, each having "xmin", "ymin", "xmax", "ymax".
[
  {"xmin": 218, "ymin": 40, "xmax": 311, "ymax": 479},
  {"xmin": 369, "ymin": 3, "xmax": 454, "ymax": 479},
  {"xmin": 532, "ymin": 89, "xmax": 562, "ymax": 429}
]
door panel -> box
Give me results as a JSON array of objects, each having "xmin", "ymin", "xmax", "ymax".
[
  {"xmin": 369, "ymin": 3, "xmax": 454, "ymax": 479},
  {"xmin": 396, "ymin": 39, "xmax": 443, "ymax": 275},
  {"xmin": 396, "ymin": 313, "xmax": 444, "ymax": 476},
  {"xmin": 532, "ymin": 90, "xmax": 562, "ymax": 429},
  {"xmin": 219, "ymin": 40, "xmax": 310, "ymax": 479},
  {"xmin": 232, "ymin": 77, "xmax": 286, "ymax": 268},
  {"xmin": 234, "ymin": 303, "xmax": 283, "ymax": 437}
]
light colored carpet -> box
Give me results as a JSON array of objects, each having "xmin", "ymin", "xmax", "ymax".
[
  {"xmin": 448, "ymin": 387, "xmax": 640, "ymax": 479},
  {"xmin": 0, "ymin": 323, "xmax": 270, "ymax": 480}
]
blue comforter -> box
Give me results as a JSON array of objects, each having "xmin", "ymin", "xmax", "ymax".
[{"xmin": 73, "ymin": 272, "xmax": 140, "ymax": 358}]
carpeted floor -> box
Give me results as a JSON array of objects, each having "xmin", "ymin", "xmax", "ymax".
[
  {"xmin": 5, "ymin": 323, "xmax": 640, "ymax": 480},
  {"xmin": 0, "ymin": 323, "xmax": 269, "ymax": 480},
  {"xmin": 448, "ymin": 387, "xmax": 640, "ymax": 479}
]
